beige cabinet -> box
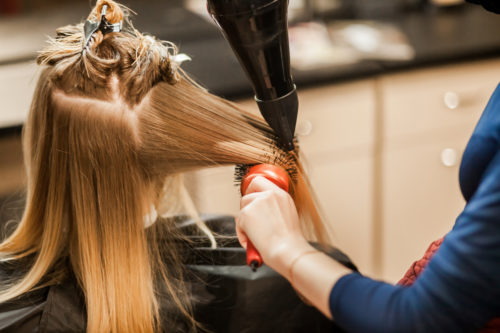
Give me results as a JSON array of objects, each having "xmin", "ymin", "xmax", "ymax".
[
  {"xmin": 381, "ymin": 132, "xmax": 468, "ymax": 282},
  {"xmin": 293, "ymin": 81, "xmax": 376, "ymax": 275},
  {"xmin": 381, "ymin": 61, "xmax": 499, "ymax": 141},
  {"xmin": 379, "ymin": 58, "xmax": 500, "ymax": 282},
  {"xmin": 306, "ymin": 152, "xmax": 375, "ymax": 275}
]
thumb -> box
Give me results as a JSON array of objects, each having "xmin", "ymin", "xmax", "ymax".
[{"xmin": 245, "ymin": 176, "xmax": 282, "ymax": 195}]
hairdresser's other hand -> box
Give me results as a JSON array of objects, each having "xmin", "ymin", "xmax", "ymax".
[{"xmin": 236, "ymin": 176, "xmax": 315, "ymax": 278}]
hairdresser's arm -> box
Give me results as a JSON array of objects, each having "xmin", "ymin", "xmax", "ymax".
[{"xmin": 236, "ymin": 177, "xmax": 352, "ymax": 318}]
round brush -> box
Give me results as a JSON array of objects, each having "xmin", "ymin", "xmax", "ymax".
[{"xmin": 240, "ymin": 164, "xmax": 290, "ymax": 271}]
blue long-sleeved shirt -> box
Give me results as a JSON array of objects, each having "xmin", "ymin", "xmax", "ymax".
[{"xmin": 329, "ymin": 84, "xmax": 500, "ymax": 332}]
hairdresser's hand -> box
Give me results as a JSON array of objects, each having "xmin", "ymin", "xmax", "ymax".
[{"xmin": 236, "ymin": 176, "xmax": 315, "ymax": 278}]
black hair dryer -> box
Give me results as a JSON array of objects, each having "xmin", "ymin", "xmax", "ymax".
[{"xmin": 207, "ymin": 0, "xmax": 298, "ymax": 151}]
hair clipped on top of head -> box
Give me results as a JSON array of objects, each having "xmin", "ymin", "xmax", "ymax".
[
  {"xmin": 0, "ymin": 1, "xmax": 333, "ymax": 332},
  {"xmin": 37, "ymin": 0, "xmax": 181, "ymax": 106}
]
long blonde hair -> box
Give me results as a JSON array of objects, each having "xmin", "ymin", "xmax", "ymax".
[{"xmin": 0, "ymin": 1, "xmax": 331, "ymax": 332}]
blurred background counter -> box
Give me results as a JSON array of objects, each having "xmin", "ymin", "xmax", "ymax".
[{"xmin": 2, "ymin": 0, "xmax": 500, "ymax": 283}]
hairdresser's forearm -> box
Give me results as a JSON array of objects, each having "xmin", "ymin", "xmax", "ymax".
[
  {"xmin": 238, "ymin": 177, "xmax": 353, "ymax": 319},
  {"xmin": 274, "ymin": 242, "xmax": 352, "ymax": 319}
]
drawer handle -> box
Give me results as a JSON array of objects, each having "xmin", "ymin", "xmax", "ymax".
[
  {"xmin": 443, "ymin": 91, "xmax": 460, "ymax": 110},
  {"xmin": 296, "ymin": 120, "xmax": 313, "ymax": 136},
  {"xmin": 441, "ymin": 148, "xmax": 458, "ymax": 167}
]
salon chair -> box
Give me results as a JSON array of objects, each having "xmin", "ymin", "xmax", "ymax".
[{"xmin": 179, "ymin": 215, "xmax": 356, "ymax": 333}]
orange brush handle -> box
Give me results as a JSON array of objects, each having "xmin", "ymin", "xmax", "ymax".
[{"xmin": 240, "ymin": 164, "xmax": 290, "ymax": 271}]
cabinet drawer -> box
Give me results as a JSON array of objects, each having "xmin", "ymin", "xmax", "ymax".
[
  {"xmin": 381, "ymin": 58, "xmax": 500, "ymax": 141},
  {"xmin": 237, "ymin": 80, "xmax": 376, "ymax": 159},
  {"xmin": 381, "ymin": 131, "xmax": 468, "ymax": 283},
  {"xmin": 0, "ymin": 62, "xmax": 39, "ymax": 128}
]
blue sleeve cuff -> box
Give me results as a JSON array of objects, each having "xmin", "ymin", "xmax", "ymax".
[{"xmin": 329, "ymin": 272, "xmax": 364, "ymax": 320}]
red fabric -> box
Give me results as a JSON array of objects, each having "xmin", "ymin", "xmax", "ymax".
[
  {"xmin": 398, "ymin": 237, "xmax": 444, "ymax": 287},
  {"xmin": 398, "ymin": 236, "xmax": 500, "ymax": 332}
]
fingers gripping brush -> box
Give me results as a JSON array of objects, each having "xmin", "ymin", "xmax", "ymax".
[{"xmin": 240, "ymin": 164, "xmax": 290, "ymax": 271}]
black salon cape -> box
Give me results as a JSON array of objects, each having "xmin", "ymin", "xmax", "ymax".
[{"xmin": 0, "ymin": 215, "xmax": 355, "ymax": 333}]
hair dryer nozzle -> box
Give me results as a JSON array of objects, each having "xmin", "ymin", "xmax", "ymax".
[{"xmin": 256, "ymin": 88, "xmax": 297, "ymax": 151}]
